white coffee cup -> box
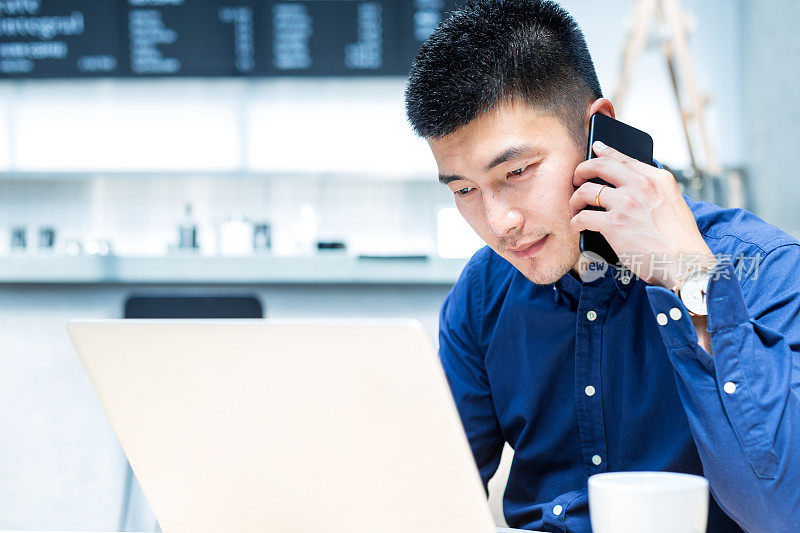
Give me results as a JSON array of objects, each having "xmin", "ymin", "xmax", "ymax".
[{"xmin": 588, "ymin": 471, "xmax": 709, "ymax": 533}]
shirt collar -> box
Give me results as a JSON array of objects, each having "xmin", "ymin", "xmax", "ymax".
[
  {"xmin": 553, "ymin": 264, "xmax": 636, "ymax": 303},
  {"xmin": 610, "ymin": 265, "xmax": 637, "ymax": 298}
]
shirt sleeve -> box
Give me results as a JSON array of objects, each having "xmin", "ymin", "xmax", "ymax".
[
  {"xmin": 438, "ymin": 260, "xmax": 505, "ymax": 492},
  {"xmin": 645, "ymin": 244, "xmax": 800, "ymax": 532}
]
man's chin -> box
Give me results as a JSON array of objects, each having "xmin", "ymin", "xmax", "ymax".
[
  {"xmin": 510, "ymin": 248, "xmax": 582, "ymax": 285},
  {"xmin": 519, "ymin": 262, "xmax": 572, "ymax": 285}
]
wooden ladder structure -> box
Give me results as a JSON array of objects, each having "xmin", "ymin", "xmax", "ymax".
[{"xmin": 612, "ymin": 0, "xmax": 745, "ymax": 207}]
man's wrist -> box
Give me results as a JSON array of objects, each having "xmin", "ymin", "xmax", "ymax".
[
  {"xmin": 691, "ymin": 314, "xmax": 713, "ymax": 356},
  {"xmin": 664, "ymin": 250, "xmax": 718, "ymax": 293}
]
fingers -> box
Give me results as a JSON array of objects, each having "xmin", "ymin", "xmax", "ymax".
[
  {"xmin": 592, "ymin": 140, "xmax": 630, "ymax": 160},
  {"xmin": 569, "ymin": 181, "xmax": 620, "ymax": 217},
  {"xmin": 572, "ymin": 140, "xmax": 654, "ymax": 188},
  {"xmin": 570, "ymin": 207, "xmax": 606, "ymax": 234}
]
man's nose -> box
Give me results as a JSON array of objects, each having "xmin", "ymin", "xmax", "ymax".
[{"xmin": 483, "ymin": 192, "xmax": 523, "ymax": 237}]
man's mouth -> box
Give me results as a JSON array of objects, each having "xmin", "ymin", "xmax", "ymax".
[{"xmin": 508, "ymin": 234, "xmax": 549, "ymax": 259}]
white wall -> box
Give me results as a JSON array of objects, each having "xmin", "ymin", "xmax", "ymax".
[
  {"xmin": 742, "ymin": 0, "xmax": 800, "ymax": 233},
  {"xmin": 0, "ymin": 78, "xmax": 436, "ymax": 176}
]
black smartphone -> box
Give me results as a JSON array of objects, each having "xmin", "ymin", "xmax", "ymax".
[{"xmin": 580, "ymin": 113, "xmax": 654, "ymax": 265}]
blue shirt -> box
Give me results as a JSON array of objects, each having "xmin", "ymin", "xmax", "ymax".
[{"xmin": 438, "ymin": 194, "xmax": 800, "ymax": 532}]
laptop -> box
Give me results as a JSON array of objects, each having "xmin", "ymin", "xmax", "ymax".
[{"xmin": 67, "ymin": 319, "xmax": 531, "ymax": 533}]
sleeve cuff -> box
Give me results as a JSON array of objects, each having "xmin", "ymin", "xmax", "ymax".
[
  {"xmin": 706, "ymin": 260, "xmax": 751, "ymax": 332},
  {"xmin": 645, "ymin": 260, "xmax": 751, "ymax": 346},
  {"xmin": 645, "ymin": 285, "xmax": 699, "ymax": 348}
]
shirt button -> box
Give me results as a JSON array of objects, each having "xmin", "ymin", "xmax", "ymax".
[
  {"xmin": 553, "ymin": 504, "xmax": 563, "ymax": 516},
  {"xmin": 669, "ymin": 307, "xmax": 682, "ymax": 321},
  {"xmin": 585, "ymin": 385, "xmax": 596, "ymax": 397},
  {"xmin": 586, "ymin": 310, "xmax": 598, "ymax": 321},
  {"xmin": 620, "ymin": 275, "xmax": 631, "ymax": 285},
  {"xmin": 724, "ymin": 381, "xmax": 737, "ymax": 394},
  {"xmin": 656, "ymin": 313, "xmax": 668, "ymax": 326},
  {"xmin": 592, "ymin": 454, "xmax": 602, "ymax": 466}
]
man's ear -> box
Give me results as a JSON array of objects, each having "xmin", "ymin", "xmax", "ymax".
[{"xmin": 583, "ymin": 98, "xmax": 616, "ymax": 133}]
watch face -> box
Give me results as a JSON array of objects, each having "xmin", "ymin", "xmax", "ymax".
[{"xmin": 681, "ymin": 271, "xmax": 710, "ymax": 315}]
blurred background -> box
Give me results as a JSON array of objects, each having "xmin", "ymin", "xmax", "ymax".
[{"xmin": 0, "ymin": 0, "xmax": 797, "ymax": 530}]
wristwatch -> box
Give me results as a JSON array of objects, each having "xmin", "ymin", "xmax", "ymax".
[{"xmin": 671, "ymin": 264, "xmax": 715, "ymax": 316}]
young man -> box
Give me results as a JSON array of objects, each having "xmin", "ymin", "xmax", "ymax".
[{"xmin": 404, "ymin": 1, "xmax": 800, "ymax": 532}]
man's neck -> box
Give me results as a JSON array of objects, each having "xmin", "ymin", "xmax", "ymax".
[{"xmin": 568, "ymin": 252, "xmax": 594, "ymax": 281}]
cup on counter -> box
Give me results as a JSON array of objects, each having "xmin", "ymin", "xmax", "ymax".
[
  {"xmin": 38, "ymin": 227, "xmax": 56, "ymax": 251},
  {"xmin": 253, "ymin": 222, "xmax": 271, "ymax": 252},
  {"xmin": 10, "ymin": 226, "xmax": 26, "ymax": 251},
  {"xmin": 63, "ymin": 239, "xmax": 82, "ymax": 256},
  {"xmin": 85, "ymin": 239, "xmax": 112, "ymax": 256},
  {"xmin": 219, "ymin": 215, "xmax": 254, "ymax": 256},
  {"xmin": 588, "ymin": 471, "xmax": 708, "ymax": 533}
]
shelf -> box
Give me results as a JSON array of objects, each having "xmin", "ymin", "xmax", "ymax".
[
  {"xmin": 0, "ymin": 254, "xmax": 469, "ymax": 285},
  {"xmin": 0, "ymin": 170, "xmax": 437, "ymax": 182}
]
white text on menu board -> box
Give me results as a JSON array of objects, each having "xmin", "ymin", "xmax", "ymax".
[
  {"xmin": 0, "ymin": 0, "xmax": 93, "ymax": 74},
  {"xmin": 272, "ymin": 1, "xmax": 383, "ymax": 71},
  {"xmin": 128, "ymin": 0, "xmax": 182, "ymax": 74}
]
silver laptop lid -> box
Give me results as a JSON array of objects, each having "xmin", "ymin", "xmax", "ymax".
[{"xmin": 68, "ymin": 319, "xmax": 497, "ymax": 533}]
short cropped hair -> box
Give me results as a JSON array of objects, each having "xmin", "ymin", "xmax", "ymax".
[{"xmin": 404, "ymin": 0, "xmax": 602, "ymax": 147}]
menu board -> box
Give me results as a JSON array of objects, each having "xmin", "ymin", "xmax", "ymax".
[
  {"xmin": 125, "ymin": 0, "xmax": 258, "ymax": 76},
  {"xmin": 0, "ymin": 0, "xmax": 122, "ymax": 77},
  {"xmin": 0, "ymin": 0, "xmax": 466, "ymax": 78}
]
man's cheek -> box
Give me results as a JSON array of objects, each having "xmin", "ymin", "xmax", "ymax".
[
  {"xmin": 456, "ymin": 206, "xmax": 488, "ymax": 240},
  {"xmin": 454, "ymin": 204, "xmax": 473, "ymax": 227}
]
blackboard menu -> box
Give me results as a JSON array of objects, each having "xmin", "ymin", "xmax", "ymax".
[
  {"xmin": 0, "ymin": 0, "xmax": 122, "ymax": 77},
  {"xmin": 0, "ymin": 0, "xmax": 465, "ymax": 78}
]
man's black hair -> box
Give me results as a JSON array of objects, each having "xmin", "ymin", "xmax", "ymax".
[{"xmin": 404, "ymin": 0, "xmax": 602, "ymax": 146}]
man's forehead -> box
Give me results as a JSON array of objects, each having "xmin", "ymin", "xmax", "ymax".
[
  {"xmin": 473, "ymin": 99, "xmax": 559, "ymax": 131},
  {"xmin": 429, "ymin": 106, "xmax": 560, "ymax": 152}
]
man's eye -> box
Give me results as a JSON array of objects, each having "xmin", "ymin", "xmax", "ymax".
[
  {"xmin": 455, "ymin": 187, "xmax": 474, "ymax": 196},
  {"xmin": 508, "ymin": 165, "xmax": 528, "ymax": 177}
]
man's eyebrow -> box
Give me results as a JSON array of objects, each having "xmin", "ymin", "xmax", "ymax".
[
  {"xmin": 438, "ymin": 145, "xmax": 540, "ymax": 185},
  {"xmin": 439, "ymin": 174, "xmax": 463, "ymax": 185},
  {"xmin": 484, "ymin": 145, "xmax": 538, "ymax": 172}
]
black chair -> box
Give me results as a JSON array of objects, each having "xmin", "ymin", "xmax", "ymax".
[
  {"xmin": 119, "ymin": 292, "xmax": 264, "ymax": 531},
  {"xmin": 124, "ymin": 294, "xmax": 263, "ymax": 319}
]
